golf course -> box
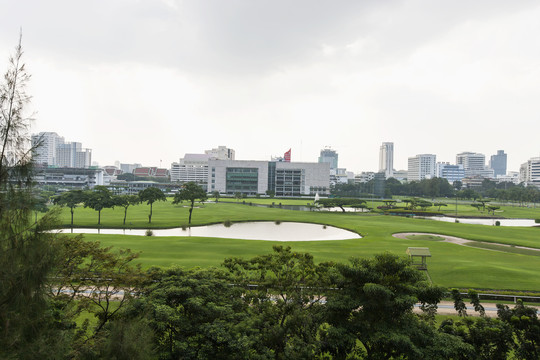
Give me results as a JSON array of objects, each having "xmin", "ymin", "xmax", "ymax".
[{"xmin": 56, "ymin": 198, "xmax": 540, "ymax": 292}]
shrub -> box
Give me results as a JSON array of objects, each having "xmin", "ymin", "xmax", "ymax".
[
  {"xmin": 495, "ymin": 221, "xmax": 500, "ymax": 226},
  {"xmin": 181, "ymin": 224, "xmax": 188, "ymax": 230},
  {"xmin": 455, "ymin": 219, "xmax": 460, "ymax": 223},
  {"xmin": 145, "ymin": 229, "xmax": 154, "ymax": 236},
  {"xmin": 535, "ymin": 218, "xmax": 540, "ymax": 224},
  {"xmin": 275, "ymin": 220, "xmax": 281, "ymax": 225},
  {"xmin": 223, "ymin": 219, "xmax": 232, "ymax": 228}
]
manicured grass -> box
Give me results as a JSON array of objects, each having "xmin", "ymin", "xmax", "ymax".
[
  {"xmin": 219, "ymin": 196, "xmax": 540, "ymax": 219},
  {"xmin": 55, "ymin": 201, "xmax": 540, "ymax": 292},
  {"xmin": 465, "ymin": 242, "xmax": 540, "ymax": 257},
  {"xmin": 218, "ymin": 198, "xmax": 316, "ymax": 206}
]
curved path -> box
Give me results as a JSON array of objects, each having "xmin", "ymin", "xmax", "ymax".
[{"xmin": 392, "ymin": 232, "xmax": 540, "ymax": 253}]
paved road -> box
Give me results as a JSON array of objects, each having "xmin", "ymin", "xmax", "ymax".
[{"xmin": 414, "ymin": 301, "xmax": 540, "ymax": 318}]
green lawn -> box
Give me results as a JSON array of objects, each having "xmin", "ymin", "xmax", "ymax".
[{"xmin": 55, "ymin": 201, "xmax": 540, "ymax": 292}]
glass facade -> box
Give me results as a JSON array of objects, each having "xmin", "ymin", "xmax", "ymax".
[
  {"xmin": 275, "ymin": 169, "xmax": 304, "ymax": 197},
  {"xmin": 226, "ymin": 167, "xmax": 259, "ymax": 194},
  {"xmin": 267, "ymin": 162, "xmax": 276, "ymax": 194}
]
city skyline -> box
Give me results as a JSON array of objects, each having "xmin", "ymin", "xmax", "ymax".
[{"xmin": 2, "ymin": 1, "xmax": 540, "ymax": 172}]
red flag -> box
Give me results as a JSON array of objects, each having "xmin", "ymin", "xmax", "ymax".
[{"xmin": 284, "ymin": 148, "xmax": 291, "ymax": 162}]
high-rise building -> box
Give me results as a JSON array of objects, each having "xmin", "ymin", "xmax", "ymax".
[
  {"xmin": 489, "ymin": 150, "xmax": 507, "ymax": 177},
  {"xmin": 456, "ymin": 152, "xmax": 485, "ymax": 171},
  {"xmin": 456, "ymin": 151, "xmax": 494, "ymax": 178},
  {"xmin": 31, "ymin": 132, "xmax": 65, "ymax": 166},
  {"xmin": 56, "ymin": 142, "xmax": 92, "ymax": 168},
  {"xmin": 318, "ymin": 148, "xmax": 338, "ymax": 171},
  {"xmin": 407, "ymin": 154, "xmax": 436, "ymax": 181},
  {"xmin": 379, "ymin": 142, "xmax": 394, "ymax": 178}
]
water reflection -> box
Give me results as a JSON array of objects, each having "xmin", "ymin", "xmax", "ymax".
[{"xmin": 62, "ymin": 221, "xmax": 361, "ymax": 241}]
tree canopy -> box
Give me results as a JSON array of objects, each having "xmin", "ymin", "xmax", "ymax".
[
  {"xmin": 172, "ymin": 181, "xmax": 207, "ymax": 224},
  {"xmin": 138, "ymin": 187, "xmax": 166, "ymax": 223}
]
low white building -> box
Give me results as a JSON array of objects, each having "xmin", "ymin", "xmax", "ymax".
[
  {"xmin": 496, "ymin": 171, "xmax": 520, "ymax": 185},
  {"xmin": 170, "ymin": 154, "xmax": 211, "ymax": 186},
  {"xmin": 208, "ymin": 159, "xmax": 330, "ymax": 196},
  {"xmin": 436, "ymin": 162, "xmax": 464, "ymax": 183},
  {"xmin": 34, "ymin": 167, "xmax": 104, "ymax": 189}
]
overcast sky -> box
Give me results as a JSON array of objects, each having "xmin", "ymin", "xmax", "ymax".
[{"xmin": 1, "ymin": 0, "xmax": 539, "ymax": 173}]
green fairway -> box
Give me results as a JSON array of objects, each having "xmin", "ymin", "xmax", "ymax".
[{"xmin": 54, "ymin": 201, "xmax": 540, "ymax": 292}]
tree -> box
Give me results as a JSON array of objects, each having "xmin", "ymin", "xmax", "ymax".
[
  {"xmin": 32, "ymin": 190, "xmax": 50, "ymax": 223},
  {"xmin": 0, "ymin": 35, "xmax": 70, "ymax": 358},
  {"xmin": 223, "ymin": 246, "xmax": 333, "ymax": 358},
  {"xmin": 451, "ymin": 289, "xmax": 468, "ymax": 317},
  {"xmin": 172, "ymin": 181, "xmax": 207, "ymax": 225},
  {"xmin": 324, "ymin": 253, "xmax": 468, "ymax": 359},
  {"xmin": 317, "ymin": 198, "xmax": 366, "ymax": 212},
  {"xmin": 138, "ymin": 187, "xmax": 166, "ymax": 223},
  {"xmin": 234, "ymin": 191, "xmax": 243, "ymax": 201},
  {"xmin": 434, "ymin": 202, "xmax": 448, "ymax": 211},
  {"xmin": 486, "ymin": 205, "xmax": 500, "ymax": 215},
  {"xmin": 211, "ymin": 190, "xmax": 220, "ymax": 203},
  {"xmin": 49, "ymin": 234, "xmax": 146, "ymax": 355},
  {"xmin": 115, "ymin": 194, "xmax": 140, "ymax": 226},
  {"xmin": 497, "ymin": 300, "xmax": 540, "ymax": 359},
  {"xmin": 83, "ymin": 185, "xmax": 114, "ymax": 225},
  {"xmin": 137, "ymin": 267, "xmax": 258, "ymax": 359},
  {"xmin": 53, "ymin": 189, "xmax": 85, "ymax": 227}
]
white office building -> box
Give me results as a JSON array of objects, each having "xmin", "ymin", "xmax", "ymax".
[
  {"xmin": 496, "ymin": 172, "xmax": 520, "ymax": 185},
  {"xmin": 520, "ymin": 157, "xmax": 540, "ymax": 188},
  {"xmin": 208, "ymin": 159, "xmax": 330, "ymax": 196},
  {"xmin": 379, "ymin": 142, "xmax": 394, "ymax": 178},
  {"xmin": 170, "ymin": 154, "xmax": 211, "ymax": 186},
  {"xmin": 456, "ymin": 152, "xmax": 485, "ymax": 170},
  {"xmin": 436, "ymin": 162, "xmax": 465, "ymax": 183},
  {"xmin": 456, "ymin": 151, "xmax": 495, "ymax": 178},
  {"xmin": 170, "ymin": 147, "xmax": 236, "ymax": 186},
  {"xmin": 408, "ymin": 154, "xmax": 436, "ymax": 181}
]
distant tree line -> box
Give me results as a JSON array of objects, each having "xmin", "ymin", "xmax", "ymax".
[
  {"xmin": 52, "ymin": 181, "xmax": 207, "ymax": 226},
  {"xmin": 332, "ymin": 177, "xmax": 540, "ymax": 204}
]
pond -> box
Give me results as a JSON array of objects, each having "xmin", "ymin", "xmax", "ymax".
[
  {"xmin": 416, "ymin": 216, "xmax": 538, "ymax": 227},
  {"xmin": 60, "ymin": 221, "xmax": 362, "ymax": 241}
]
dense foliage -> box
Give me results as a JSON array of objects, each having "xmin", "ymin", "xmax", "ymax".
[{"xmin": 332, "ymin": 177, "xmax": 540, "ymax": 204}]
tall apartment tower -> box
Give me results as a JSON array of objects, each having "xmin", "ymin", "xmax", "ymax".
[
  {"xmin": 407, "ymin": 154, "xmax": 436, "ymax": 181},
  {"xmin": 456, "ymin": 152, "xmax": 485, "ymax": 171},
  {"xmin": 489, "ymin": 150, "xmax": 507, "ymax": 177},
  {"xmin": 318, "ymin": 148, "xmax": 338, "ymax": 171},
  {"xmin": 31, "ymin": 132, "xmax": 65, "ymax": 166},
  {"xmin": 379, "ymin": 142, "xmax": 394, "ymax": 178},
  {"xmin": 56, "ymin": 142, "xmax": 92, "ymax": 168}
]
